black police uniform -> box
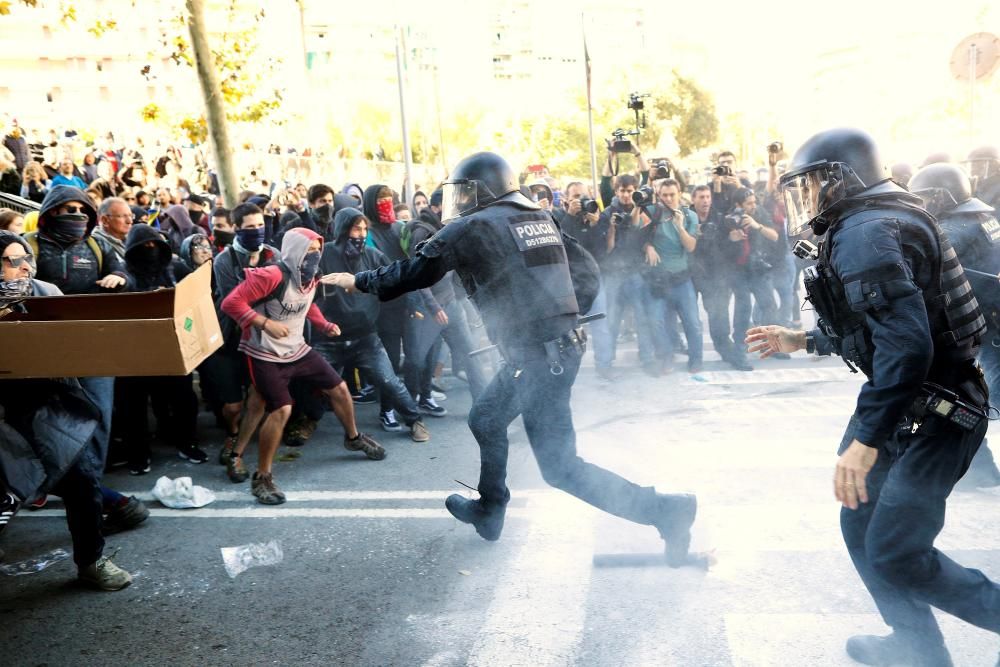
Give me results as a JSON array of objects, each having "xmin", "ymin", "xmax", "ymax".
[
  {"xmin": 803, "ymin": 183, "xmax": 1000, "ymax": 642},
  {"xmin": 937, "ymin": 204, "xmax": 1000, "ymax": 486},
  {"xmin": 354, "ymin": 194, "xmax": 692, "ymax": 548}
]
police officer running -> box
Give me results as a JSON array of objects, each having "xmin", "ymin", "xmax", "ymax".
[
  {"xmin": 909, "ymin": 162, "xmax": 1000, "ymax": 489},
  {"xmin": 746, "ymin": 128, "xmax": 1000, "ymax": 666},
  {"xmin": 323, "ymin": 152, "xmax": 703, "ymax": 566}
]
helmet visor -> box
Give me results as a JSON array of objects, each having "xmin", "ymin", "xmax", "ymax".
[
  {"xmin": 911, "ymin": 187, "xmax": 957, "ymax": 218},
  {"xmin": 780, "ymin": 163, "xmax": 847, "ymax": 236},
  {"xmin": 440, "ymin": 180, "xmax": 479, "ymax": 222}
]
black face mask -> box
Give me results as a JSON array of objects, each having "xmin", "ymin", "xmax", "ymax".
[
  {"xmin": 236, "ymin": 227, "xmax": 265, "ymax": 251},
  {"xmin": 130, "ymin": 246, "xmax": 167, "ymax": 273},
  {"xmin": 45, "ymin": 212, "xmax": 90, "ymax": 244},
  {"xmin": 345, "ymin": 236, "xmax": 365, "ymax": 258},
  {"xmin": 189, "ymin": 210, "xmax": 204, "ymax": 226},
  {"xmin": 300, "ymin": 251, "xmax": 321, "ymax": 286},
  {"xmin": 213, "ymin": 229, "xmax": 235, "ymax": 247},
  {"xmin": 312, "ymin": 204, "xmax": 333, "ymax": 227}
]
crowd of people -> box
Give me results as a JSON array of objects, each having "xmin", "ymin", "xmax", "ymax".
[{"xmin": 3, "ymin": 118, "xmax": 1000, "ymax": 595}]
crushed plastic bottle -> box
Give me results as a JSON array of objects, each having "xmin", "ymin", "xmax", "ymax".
[
  {"xmin": 0, "ymin": 548, "xmax": 70, "ymax": 576},
  {"xmin": 220, "ymin": 540, "xmax": 283, "ymax": 578}
]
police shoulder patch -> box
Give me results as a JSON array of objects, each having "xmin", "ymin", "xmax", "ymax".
[
  {"xmin": 507, "ymin": 214, "xmax": 562, "ymax": 252},
  {"xmin": 980, "ymin": 218, "xmax": 1000, "ymax": 245}
]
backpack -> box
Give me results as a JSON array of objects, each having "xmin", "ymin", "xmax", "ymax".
[
  {"xmin": 400, "ymin": 219, "xmax": 438, "ymax": 256},
  {"xmin": 24, "ymin": 231, "xmax": 103, "ymax": 274},
  {"xmin": 251, "ymin": 263, "xmax": 292, "ymax": 310}
]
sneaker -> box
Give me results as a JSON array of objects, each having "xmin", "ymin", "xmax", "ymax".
[
  {"xmin": 128, "ymin": 459, "xmax": 151, "ymax": 476},
  {"xmin": 102, "ymin": 496, "xmax": 149, "ymax": 536},
  {"xmin": 251, "ymin": 471, "xmax": 286, "ymax": 505},
  {"xmin": 418, "ymin": 396, "xmax": 447, "ymax": 417},
  {"xmin": 227, "ymin": 454, "xmax": 250, "ymax": 483},
  {"xmin": 0, "ymin": 491, "xmax": 20, "ymax": 535},
  {"xmin": 845, "ymin": 633, "xmax": 953, "ymax": 667},
  {"xmin": 78, "ymin": 554, "xmax": 132, "ymax": 591},
  {"xmin": 410, "ymin": 420, "xmax": 430, "ymax": 443},
  {"xmin": 344, "ymin": 432, "xmax": 387, "ymax": 460},
  {"xmin": 219, "ymin": 434, "xmax": 238, "ymax": 465},
  {"xmin": 652, "ymin": 493, "xmax": 698, "ymax": 567},
  {"xmin": 352, "ymin": 385, "xmax": 377, "ymax": 405},
  {"xmin": 285, "ymin": 417, "xmax": 319, "ymax": 448},
  {"xmin": 28, "ymin": 495, "xmax": 48, "ymax": 509},
  {"xmin": 445, "ymin": 493, "xmax": 507, "ymax": 541},
  {"xmin": 430, "ymin": 386, "xmax": 448, "ymax": 402},
  {"xmin": 380, "ymin": 410, "xmax": 404, "ymax": 432},
  {"xmin": 178, "ymin": 444, "xmax": 209, "ymax": 464}
]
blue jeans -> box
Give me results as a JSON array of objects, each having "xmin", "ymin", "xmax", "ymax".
[
  {"xmin": 403, "ymin": 299, "xmax": 489, "ymax": 400},
  {"xmin": 605, "ymin": 271, "xmax": 655, "ymax": 364},
  {"xmin": 694, "ymin": 272, "xmax": 741, "ymax": 361},
  {"xmin": 313, "ymin": 334, "xmax": 421, "ymax": 426},
  {"xmin": 838, "ymin": 414, "xmax": 1000, "ymax": 638},
  {"xmin": 586, "ymin": 282, "xmax": 614, "ymax": 369},
  {"xmin": 771, "ymin": 254, "xmax": 799, "ymax": 327},
  {"xmin": 78, "ymin": 376, "xmax": 113, "ymax": 475},
  {"xmin": 732, "ymin": 268, "xmax": 778, "ymax": 339},
  {"xmin": 643, "ymin": 278, "xmax": 703, "ymax": 369}
]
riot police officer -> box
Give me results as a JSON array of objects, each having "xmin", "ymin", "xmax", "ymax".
[
  {"xmin": 964, "ymin": 145, "xmax": 1000, "ymax": 213},
  {"xmin": 323, "ymin": 152, "xmax": 703, "ymax": 566},
  {"xmin": 745, "ymin": 128, "xmax": 1000, "ymax": 666},
  {"xmin": 909, "ymin": 162, "xmax": 1000, "ymax": 489}
]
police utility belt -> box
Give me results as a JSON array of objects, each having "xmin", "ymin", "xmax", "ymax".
[
  {"xmin": 910, "ymin": 382, "xmax": 988, "ymax": 433},
  {"xmin": 499, "ymin": 328, "xmax": 587, "ymax": 377}
]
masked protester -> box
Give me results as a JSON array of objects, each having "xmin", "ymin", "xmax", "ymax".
[
  {"xmin": 325, "ymin": 152, "xmax": 704, "ymax": 567},
  {"xmin": 273, "ymin": 183, "xmax": 357, "ymax": 248},
  {"xmin": 747, "ymin": 128, "xmax": 1000, "ymax": 666},
  {"xmin": 221, "ymin": 228, "xmax": 386, "ymax": 505}
]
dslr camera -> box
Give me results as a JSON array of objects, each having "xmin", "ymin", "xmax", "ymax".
[
  {"xmin": 651, "ymin": 160, "xmax": 672, "ymax": 180},
  {"xmin": 578, "ymin": 197, "xmax": 599, "ymax": 215},
  {"xmin": 713, "ymin": 165, "xmax": 734, "ymax": 177},
  {"xmin": 631, "ymin": 185, "xmax": 655, "ymax": 207},
  {"xmin": 767, "ymin": 141, "xmax": 783, "ymax": 155},
  {"xmin": 724, "ymin": 206, "xmax": 746, "ymax": 232}
]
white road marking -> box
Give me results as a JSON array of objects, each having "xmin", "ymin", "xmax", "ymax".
[{"xmin": 696, "ymin": 367, "xmax": 859, "ymax": 385}]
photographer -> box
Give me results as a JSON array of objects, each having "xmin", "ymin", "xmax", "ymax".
[
  {"xmin": 600, "ymin": 174, "xmax": 658, "ymax": 374},
  {"xmin": 557, "ymin": 181, "xmax": 616, "ymax": 379},
  {"xmin": 600, "ymin": 141, "xmax": 649, "ymax": 208},
  {"xmin": 728, "ymin": 188, "xmax": 780, "ymax": 346},
  {"xmin": 638, "ymin": 179, "xmax": 703, "ymax": 374},
  {"xmin": 710, "ymin": 151, "xmax": 751, "ymax": 216}
]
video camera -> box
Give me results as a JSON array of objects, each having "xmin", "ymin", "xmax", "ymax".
[{"xmin": 610, "ymin": 128, "xmax": 640, "ymax": 154}]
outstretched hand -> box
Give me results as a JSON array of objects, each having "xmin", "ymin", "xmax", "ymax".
[
  {"xmin": 321, "ymin": 273, "xmax": 356, "ymax": 292},
  {"xmin": 745, "ymin": 325, "xmax": 805, "ymax": 359}
]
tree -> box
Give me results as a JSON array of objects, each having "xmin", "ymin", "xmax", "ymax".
[{"xmin": 650, "ymin": 73, "xmax": 719, "ymax": 158}]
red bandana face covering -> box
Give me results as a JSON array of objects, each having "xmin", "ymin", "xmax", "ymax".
[{"xmin": 376, "ymin": 198, "xmax": 396, "ymax": 224}]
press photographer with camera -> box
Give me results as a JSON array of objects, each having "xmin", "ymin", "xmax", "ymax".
[
  {"xmin": 599, "ymin": 136, "xmax": 649, "ymax": 209},
  {"xmin": 637, "ymin": 179, "xmax": 703, "ymax": 374},
  {"xmin": 728, "ymin": 188, "xmax": 781, "ymax": 347},
  {"xmin": 711, "ymin": 151, "xmax": 751, "ymax": 216},
  {"xmin": 556, "ymin": 181, "xmax": 615, "ymax": 379},
  {"xmin": 600, "ymin": 174, "xmax": 658, "ymax": 374}
]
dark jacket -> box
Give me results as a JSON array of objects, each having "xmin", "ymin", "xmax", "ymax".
[
  {"xmin": 124, "ymin": 223, "xmax": 186, "ymax": 292},
  {"xmin": 558, "ymin": 207, "xmax": 609, "ymax": 266},
  {"xmin": 3, "ymin": 133, "xmax": 31, "ymax": 172},
  {"xmin": 213, "ymin": 242, "xmax": 279, "ymax": 345},
  {"xmin": 407, "ymin": 207, "xmax": 454, "ymax": 314},
  {"xmin": 273, "ymin": 194, "xmax": 357, "ymax": 248},
  {"xmin": 316, "ymin": 207, "xmax": 390, "ymax": 340},
  {"xmin": 32, "ymin": 185, "xmax": 130, "ymax": 294}
]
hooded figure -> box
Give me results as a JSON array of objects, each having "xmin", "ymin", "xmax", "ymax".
[
  {"xmin": 274, "ymin": 193, "xmax": 358, "ymax": 248},
  {"xmin": 316, "ymin": 207, "xmax": 389, "ymax": 339},
  {"xmin": 28, "ymin": 185, "xmax": 130, "ymax": 294},
  {"xmin": 341, "ymin": 182, "xmax": 364, "ymax": 205},
  {"xmin": 124, "ymin": 223, "xmax": 185, "ymax": 292},
  {"xmin": 0, "ymin": 230, "xmax": 61, "ymax": 303},
  {"xmin": 363, "ymin": 183, "xmax": 406, "ymax": 262},
  {"xmin": 160, "ymin": 204, "xmax": 195, "ymax": 254}
]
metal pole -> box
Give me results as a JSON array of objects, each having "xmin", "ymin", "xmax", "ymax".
[
  {"xmin": 583, "ymin": 15, "xmax": 599, "ymax": 204},
  {"xmin": 395, "ymin": 26, "xmax": 415, "ymax": 205},
  {"xmin": 969, "ymin": 43, "xmax": 978, "ymax": 140}
]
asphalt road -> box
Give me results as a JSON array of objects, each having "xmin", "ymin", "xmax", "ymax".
[{"xmin": 2, "ymin": 342, "xmax": 998, "ymax": 666}]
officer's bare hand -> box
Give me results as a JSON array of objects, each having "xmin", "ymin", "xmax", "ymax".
[
  {"xmin": 745, "ymin": 325, "xmax": 805, "ymax": 358},
  {"xmin": 835, "ymin": 440, "xmax": 878, "ymax": 510},
  {"xmin": 644, "ymin": 244, "xmax": 661, "ymax": 267},
  {"xmin": 321, "ymin": 272, "xmax": 356, "ymax": 291},
  {"xmin": 96, "ymin": 275, "xmax": 125, "ymax": 289}
]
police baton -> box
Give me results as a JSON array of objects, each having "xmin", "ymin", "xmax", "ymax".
[
  {"xmin": 963, "ymin": 268, "xmax": 1000, "ymax": 282},
  {"xmin": 469, "ymin": 313, "xmax": 606, "ymax": 357}
]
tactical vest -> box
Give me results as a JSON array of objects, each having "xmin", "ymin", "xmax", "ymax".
[
  {"xmin": 446, "ymin": 205, "xmax": 579, "ymax": 345},
  {"xmin": 938, "ymin": 211, "xmax": 1000, "ymax": 333},
  {"xmin": 804, "ymin": 196, "xmax": 986, "ymax": 377}
]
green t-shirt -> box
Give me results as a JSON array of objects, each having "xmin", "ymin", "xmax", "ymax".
[{"xmin": 649, "ymin": 207, "xmax": 699, "ymax": 274}]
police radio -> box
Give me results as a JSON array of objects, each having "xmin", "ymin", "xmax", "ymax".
[{"xmin": 793, "ymin": 239, "xmax": 819, "ymax": 261}]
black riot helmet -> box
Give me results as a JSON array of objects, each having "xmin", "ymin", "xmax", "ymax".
[
  {"xmin": 779, "ymin": 127, "xmax": 886, "ymax": 236},
  {"xmin": 909, "ymin": 162, "xmax": 995, "ymax": 217},
  {"xmin": 963, "ymin": 145, "xmax": 1000, "ymax": 188},
  {"xmin": 440, "ymin": 152, "xmax": 523, "ymax": 221}
]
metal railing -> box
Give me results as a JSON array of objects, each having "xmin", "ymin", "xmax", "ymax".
[{"xmin": 0, "ymin": 192, "xmax": 41, "ymax": 214}]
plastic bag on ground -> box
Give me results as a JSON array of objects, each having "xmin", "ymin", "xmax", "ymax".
[
  {"xmin": 0, "ymin": 547, "xmax": 70, "ymax": 576},
  {"xmin": 221, "ymin": 540, "xmax": 283, "ymax": 578},
  {"xmin": 151, "ymin": 476, "xmax": 215, "ymax": 509}
]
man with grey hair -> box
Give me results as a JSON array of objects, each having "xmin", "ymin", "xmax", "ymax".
[{"xmin": 92, "ymin": 197, "xmax": 132, "ymax": 260}]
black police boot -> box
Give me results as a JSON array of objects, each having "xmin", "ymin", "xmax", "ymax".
[
  {"xmin": 445, "ymin": 493, "xmax": 508, "ymax": 541},
  {"xmin": 652, "ymin": 493, "xmax": 698, "ymax": 567},
  {"xmin": 845, "ymin": 632, "xmax": 953, "ymax": 667}
]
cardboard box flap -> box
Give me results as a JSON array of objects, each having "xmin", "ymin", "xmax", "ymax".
[
  {"xmin": 171, "ymin": 262, "xmax": 223, "ymax": 374},
  {"xmin": 7, "ymin": 289, "xmax": 174, "ymax": 322}
]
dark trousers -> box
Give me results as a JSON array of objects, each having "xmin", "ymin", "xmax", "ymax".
[
  {"xmin": 732, "ymin": 267, "xmax": 778, "ymax": 338},
  {"xmin": 971, "ymin": 341, "xmax": 1000, "ymax": 479},
  {"xmin": 694, "ymin": 273, "xmax": 742, "ymax": 361},
  {"xmin": 403, "ymin": 299, "xmax": 488, "ymax": 401},
  {"xmin": 50, "ymin": 460, "xmax": 104, "ymax": 569},
  {"xmin": 118, "ymin": 375, "xmax": 199, "ymax": 466},
  {"xmin": 838, "ymin": 414, "xmax": 1000, "ymax": 640},
  {"xmin": 377, "ymin": 303, "xmax": 407, "ymax": 413},
  {"xmin": 470, "ymin": 343, "xmax": 658, "ymax": 524},
  {"xmin": 313, "ymin": 334, "xmax": 422, "ymax": 426}
]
